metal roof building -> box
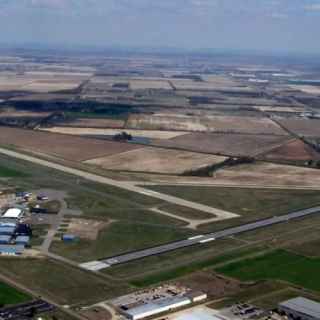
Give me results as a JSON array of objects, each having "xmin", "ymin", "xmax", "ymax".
[
  {"xmin": 279, "ymin": 297, "xmax": 320, "ymax": 320},
  {"xmin": 2, "ymin": 208, "xmax": 23, "ymax": 219},
  {"xmin": 15, "ymin": 236, "xmax": 30, "ymax": 245},
  {"xmin": 124, "ymin": 296, "xmax": 191, "ymax": 320},
  {"xmin": 0, "ymin": 235, "xmax": 11, "ymax": 244},
  {"xmin": 0, "ymin": 226, "xmax": 16, "ymax": 235},
  {"xmin": 0, "ymin": 245, "xmax": 24, "ymax": 255}
]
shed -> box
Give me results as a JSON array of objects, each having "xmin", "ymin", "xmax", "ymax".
[{"xmin": 62, "ymin": 234, "xmax": 77, "ymax": 242}]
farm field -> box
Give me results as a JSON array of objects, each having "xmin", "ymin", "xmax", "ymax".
[
  {"xmin": 216, "ymin": 250, "xmax": 320, "ymax": 293},
  {"xmin": 279, "ymin": 118, "xmax": 320, "ymax": 137},
  {"xmin": 54, "ymin": 118, "xmax": 126, "ymax": 128},
  {"xmin": 0, "ymin": 281, "xmax": 31, "ymax": 306},
  {"xmin": 126, "ymin": 113, "xmax": 287, "ymax": 135},
  {"xmin": 0, "ymin": 110, "xmax": 51, "ymax": 118},
  {"xmin": 289, "ymin": 85, "xmax": 320, "ymax": 95},
  {"xmin": 129, "ymin": 79, "xmax": 172, "ymax": 90},
  {"xmin": 0, "ymin": 71, "xmax": 90, "ymax": 93},
  {"xmin": 211, "ymin": 162, "xmax": 320, "ymax": 188},
  {"xmin": 0, "ymin": 126, "xmax": 140, "ymax": 161},
  {"xmin": 154, "ymin": 133, "xmax": 291, "ymax": 157},
  {"xmin": 259, "ymin": 139, "xmax": 320, "ymax": 161},
  {"xmin": 41, "ymin": 127, "xmax": 189, "ymax": 140},
  {"xmin": 85, "ymin": 147, "xmax": 226, "ymax": 174}
]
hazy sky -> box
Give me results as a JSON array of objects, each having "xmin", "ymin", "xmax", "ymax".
[{"xmin": 0, "ymin": 0, "xmax": 319, "ymax": 54}]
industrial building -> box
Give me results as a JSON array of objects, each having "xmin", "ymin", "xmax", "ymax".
[
  {"xmin": 2, "ymin": 208, "xmax": 23, "ymax": 220},
  {"xmin": 124, "ymin": 296, "xmax": 191, "ymax": 320},
  {"xmin": 279, "ymin": 297, "xmax": 320, "ymax": 320},
  {"xmin": 0, "ymin": 245, "xmax": 24, "ymax": 255},
  {"xmin": 122, "ymin": 292, "xmax": 207, "ymax": 320},
  {"xmin": 15, "ymin": 236, "xmax": 30, "ymax": 246},
  {"xmin": 0, "ymin": 226, "xmax": 16, "ymax": 236},
  {"xmin": 0, "ymin": 235, "xmax": 11, "ymax": 244}
]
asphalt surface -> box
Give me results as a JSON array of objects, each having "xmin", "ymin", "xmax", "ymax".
[
  {"xmin": 0, "ymin": 147, "xmax": 238, "ymax": 219},
  {"xmin": 93, "ymin": 206, "xmax": 320, "ymax": 269}
]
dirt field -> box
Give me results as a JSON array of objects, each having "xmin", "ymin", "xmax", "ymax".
[
  {"xmin": 154, "ymin": 133, "xmax": 291, "ymax": 157},
  {"xmin": 57, "ymin": 118, "xmax": 125, "ymax": 128},
  {"xmin": 0, "ymin": 72, "xmax": 89, "ymax": 93},
  {"xmin": 126, "ymin": 114, "xmax": 287, "ymax": 135},
  {"xmin": 253, "ymin": 106, "xmax": 305, "ymax": 113},
  {"xmin": 0, "ymin": 111, "xmax": 51, "ymax": 118},
  {"xmin": 65, "ymin": 218, "xmax": 109, "ymax": 240},
  {"xmin": 260, "ymin": 139, "xmax": 320, "ymax": 161},
  {"xmin": 213, "ymin": 162, "xmax": 320, "ymax": 188},
  {"xmin": 129, "ymin": 80, "xmax": 172, "ymax": 90},
  {"xmin": 279, "ymin": 118, "xmax": 320, "ymax": 137},
  {"xmin": 289, "ymin": 85, "xmax": 320, "ymax": 95},
  {"xmin": 177, "ymin": 271, "xmax": 241, "ymax": 299},
  {"xmin": 85, "ymin": 147, "xmax": 226, "ymax": 174},
  {"xmin": 41, "ymin": 127, "xmax": 189, "ymax": 139},
  {"xmin": 0, "ymin": 126, "xmax": 140, "ymax": 161}
]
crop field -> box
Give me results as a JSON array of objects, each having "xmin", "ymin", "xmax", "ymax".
[
  {"xmin": 216, "ymin": 250, "xmax": 320, "ymax": 293},
  {"xmin": 41, "ymin": 127, "xmax": 189, "ymax": 140},
  {"xmin": 154, "ymin": 133, "xmax": 291, "ymax": 157},
  {"xmin": 0, "ymin": 72, "xmax": 89, "ymax": 93},
  {"xmin": 259, "ymin": 139, "xmax": 320, "ymax": 161},
  {"xmin": 55, "ymin": 118, "xmax": 126, "ymax": 128},
  {"xmin": 85, "ymin": 147, "xmax": 226, "ymax": 174},
  {"xmin": 126, "ymin": 114, "xmax": 287, "ymax": 135},
  {"xmin": 0, "ymin": 258, "xmax": 128, "ymax": 305},
  {"xmin": 0, "ymin": 126, "xmax": 140, "ymax": 161},
  {"xmin": 170, "ymin": 79, "xmax": 241, "ymax": 91},
  {"xmin": 253, "ymin": 106, "xmax": 305, "ymax": 113},
  {"xmin": 129, "ymin": 80, "xmax": 172, "ymax": 90},
  {"xmin": 289, "ymin": 85, "xmax": 320, "ymax": 95},
  {"xmin": 0, "ymin": 111, "xmax": 51, "ymax": 118},
  {"xmin": 279, "ymin": 118, "xmax": 320, "ymax": 137},
  {"xmin": 208, "ymin": 162, "xmax": 320, "ymax": 188},
  {"xmin": 0, "ymin": 281, "xmax": 31, "ymax": 306}
]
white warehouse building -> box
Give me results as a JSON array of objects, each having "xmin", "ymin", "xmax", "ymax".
[{"xmin": 124, "ymin": 296, "xmax": 191, "ymax": 320}]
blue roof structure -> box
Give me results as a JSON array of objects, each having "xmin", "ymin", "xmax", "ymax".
[
  {"xmin": 15, "ymin": 235, "xmax": 30, "ymax": 244},
  {"xmin": 0, "ymin": 235, "xmax": 11, "ymax": 243},
  {"xmin": 0, "ymin": 245, "xmax": 24, "ymax": 255},
  {"xmin": 0, "ymin": 226, "xmax": 15, "ymax": 235}
]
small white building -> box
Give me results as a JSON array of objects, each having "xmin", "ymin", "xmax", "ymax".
[{"xmin": 2, "ymin": 208, "xmax": 23, "ymax": 219}]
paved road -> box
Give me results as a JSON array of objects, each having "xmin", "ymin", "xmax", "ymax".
[
  {"xmin": 0, "ymin": 147, "xmax": 238, "ymax": 219},
  {"xmin": 79, "ymin": 206, "xmax": 320, "ymax": 271}
]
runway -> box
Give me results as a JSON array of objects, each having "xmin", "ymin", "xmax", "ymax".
[{"xmin": 80, "ymin": 206, "xmax": 320, "ymax": 271}]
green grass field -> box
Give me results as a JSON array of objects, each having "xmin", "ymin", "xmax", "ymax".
[
  {"xmin": 0, "ymin": 282, "xmax": 31, "ymax": 306},
  {"xmin": 216, "ymin": 249, "xmax": 320, "ymax": 293},
  {"xmin": 146, "ymin": 185, "xmax": 320, "ymax": 232},
  {"xmin": 50, "ymin": 221, "xmax": 194, "ymax": 262},
  {"xmin": 0, "ymin": 164, "xmax": 28, "ymax": 177},
  {"xmin": 0, "ymin": 258, "xmax": 129, "ymax": 306}
]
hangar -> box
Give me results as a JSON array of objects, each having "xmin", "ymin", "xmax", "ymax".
[{"xmin": 279, "ymin": 297, "xmax": 320, "ymax": 320}]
